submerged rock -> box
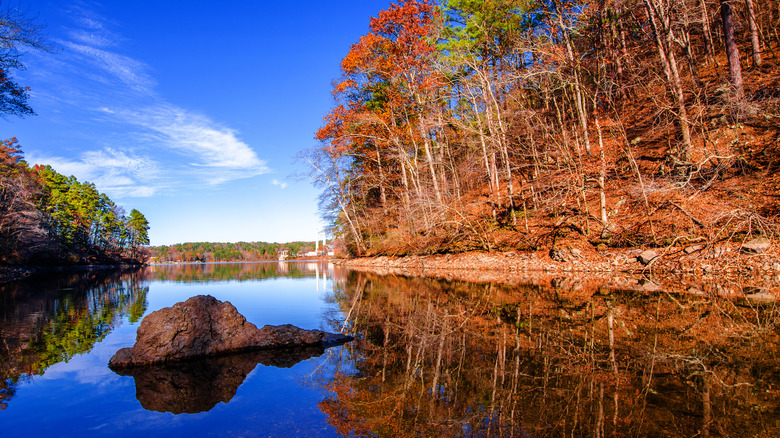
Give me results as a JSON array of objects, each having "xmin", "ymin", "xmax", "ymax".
[{"xmin": 109, "ymin": 295, "xmax": 351, "ymax": 368}]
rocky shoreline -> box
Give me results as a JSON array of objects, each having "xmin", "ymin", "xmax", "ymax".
[{"xmin": 337, "ymin": 241, "xmax": 780, "ymax": 302}]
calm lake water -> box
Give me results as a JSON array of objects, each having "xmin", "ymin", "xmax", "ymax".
[{"xmin": 1, "ymin": 262, "xmax": 779, "ymax": 437}]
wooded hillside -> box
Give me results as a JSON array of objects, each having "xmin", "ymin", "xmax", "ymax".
[
  {"xmin": 308, "ymin": 0, "xmax": 779, "ymax": 257},
  {"xmin": 0, "ymin": 139, "xmax": 149, "ymax": 265}
]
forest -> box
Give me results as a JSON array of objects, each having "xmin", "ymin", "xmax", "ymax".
[
  {"xmin": 308, "ymin": 0, "xmax": 779, "ymax": 257},
  {"xmin": 148, "ymin": 241, "xmax": 322, "ymax": 263},
  {"xmin": 0, "ymin": 138, "xmax": 150, "ymax": 265}
]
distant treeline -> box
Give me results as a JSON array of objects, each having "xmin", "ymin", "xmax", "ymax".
[
  {"xmin": 0, "ymin": 139, "xmax": 150, "ymax": 266},
  {"xmin": 149, "ymin": 241, "xmax": 322, "ymax": 262}
]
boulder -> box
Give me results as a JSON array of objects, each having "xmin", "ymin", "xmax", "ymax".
[
  {"xmin": 109, "ymin": 295, "xmax": 351, "ymax": 368},
  {"xmin": 637, "ymin": 250, "xmax": 658, "ymax": 265},
  {"xmin": 741, "ymin": 237, "xmax": 771, "ymax": 254},
  {"xmin": 550, "ymin": 246, "xmax": 584, "ymax": 263}
]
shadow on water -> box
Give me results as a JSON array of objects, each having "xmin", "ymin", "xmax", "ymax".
[
  {"xmin": 0, "ymin": 267, "xmax": 148, "ymax": 409},
  {"xmin": 115, "ymin": 345, "xmax": 334, "ymax": 414},
  {"xmin": 316, "ymin": 269, "xmax": 780, "ymax": 437}
]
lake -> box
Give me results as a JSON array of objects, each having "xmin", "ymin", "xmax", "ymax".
[{"xmin": 1, "ymin": 262, "xmax": 779, "ymax": 437}]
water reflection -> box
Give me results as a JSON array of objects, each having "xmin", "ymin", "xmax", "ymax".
[
  {"xmin": 0, "ymin": 267, "xmax": 148, "ymax": 409},
  {"xmin": 146, "ymin": 261, "xmax": 331, "ymax": 283},
  {"xmin": 116, "ymin": 346, "xmax": 333, "ymax": 414},
  {"xmin": 322, "ymin": 270, "xmax": 780, "ymax": 437},
  {"xmin": 0, "ymin": 261, "xmax": 345, "ymax": 411},
  {"xmin": 3, "ymin": 261, "xmax": 778, "ymax": 436}
]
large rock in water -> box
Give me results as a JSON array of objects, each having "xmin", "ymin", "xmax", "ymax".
[{"xmin": 109, "ymin": 295, "xmax": 351, "ymax": 368}]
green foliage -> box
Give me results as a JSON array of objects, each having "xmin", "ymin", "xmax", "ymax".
[
  {"xmin": 128, "ymin": 209, "xmax": 150, "ymax": 246},
  {"xmin": 148, "ymin": 241, "xmax": 320, "ymax": 262},
  {"xmin": 440, "ymin": 0, "xmax": 530, "ymax": 59},
  {"xmin": 0, "ymin": 141, "xmax": 149, "ymax": 264}
]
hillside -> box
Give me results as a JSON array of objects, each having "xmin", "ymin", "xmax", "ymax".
[{"xmin": 305, "ymin": 0, "xmax": 780, "ymax": 262}]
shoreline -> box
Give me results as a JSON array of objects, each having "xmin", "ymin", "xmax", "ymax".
[
  {"xmin": 338, "ymin": 243, "xmax": 779, "ymax": 275},
  {"xmin": 336, "ymin": 243, "xmax": 780, "ymax": 300},
  {"xmin": 0, "ymin": 263, "xmax": 146, "ymax": 284}
]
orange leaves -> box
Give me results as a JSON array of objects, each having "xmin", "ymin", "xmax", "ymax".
[
  {"xmin": 340, "ymin": 33, "xmax": 389, "ymax": 75},
  {"xmin": 339, "ymin": 0, "xmax": 440, "ymax": 84},
  {"xmin": 319, "ymin": 0, "xmax": 444, "ymax": 155},
  {"xmin": 333, "ymin": 78, "xmax": 357, "ymax": 95},
  {"xmin": 316, "ymin": 105, "xmax": 347, "ymax": 142}
]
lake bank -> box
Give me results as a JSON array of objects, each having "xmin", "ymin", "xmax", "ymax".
[
  {"xmin": 338, "ymin": 243, "xmax": 780, "ymax": 300},
  {"xmin": 0, "ymin": 263, "xmax": 145, "ymax": 284}
]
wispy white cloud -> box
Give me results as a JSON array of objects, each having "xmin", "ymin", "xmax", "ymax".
[
  {"xmin": 28, "ymin": 5, "xmax": 270, "ymax": 197},
  {"xmin": 62, "ymin": 41, "xmax": 155, "ymax": 91},
  {"xmin": 272, "ymin": 179, "xmax": 288, "ymax": 189},
  {"xmin": 69, "ymin": 29, "xmax": 116, "ymax": 48},
  {"xmin": 27, "ymin": 148, "xmax": 161, "ymax": 198},
  {"xmin": 110, "ymin": 105, "xmax": 268, "ymax": 172}
]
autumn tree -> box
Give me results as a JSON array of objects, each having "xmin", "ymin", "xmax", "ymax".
[
  {"xmin": 314, "ymin": 0, "xmax": 447, "ymax": 252},
  {"xmin": 0, "ymin": 138, "xmax": 46, "ymax": 261},
  {"xmin": 309, "ymin": 0, "xmax": 779, "ymax": 256},
  {"xmin": 0, "ymin": 140, "xmax": 150, "ymax": 264}
]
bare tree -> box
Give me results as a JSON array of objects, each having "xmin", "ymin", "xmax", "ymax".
[
  {"xmin": 0, "ymin": 3, "xmax": 51, "ymax": 117},
  {"xmin": 719, "ymin": 0, "xmax": 745, "ymax": 100},
  {"xmin": 745, "ymin": 0, "xmax": 763, "ymax": 67},
  {"xmin": 643, "ymin": 0, "xmax": 694, "ymax": 162}
]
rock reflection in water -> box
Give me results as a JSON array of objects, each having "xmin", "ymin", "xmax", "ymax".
[
  {"xmin": 114, "ymin": 345, "xmax": 330, "ymax": 414},
  {"xmin": 318, "ymin": 270, "xmax": 780, "ymax": 437}
]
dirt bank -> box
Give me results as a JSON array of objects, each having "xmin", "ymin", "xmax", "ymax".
[{"xmin": 337, "ymin": 243, "xmax": 780, "ymax": 300}]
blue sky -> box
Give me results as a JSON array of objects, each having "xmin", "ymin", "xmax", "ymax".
[{"xmin": 3, "ymin": 0, "xmax": 390, "ymax": 245}]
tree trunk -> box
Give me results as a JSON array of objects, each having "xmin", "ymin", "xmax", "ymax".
[
  {"xmin": 720, "ymin": 0, "xmax": 745, "ymax": 99},
  {"xmin": 700, "ymin": 0, "xmax": 716, "ymax": 63},
  {"xmin": 745, "ymin": 0, "xmax": 763, "ymax": 67},
  {"xmin": 595, "ymin": 115, "xmax": 609, "ymax": 230},
  {"xmin": 418, "ymin": 121, "xmax": 443, "ymax": 206},
  {"xmin": 554, "ymin": 0, "xmax": 592, "ymax": 156},
  {"xmin": 375, "ymin": 144, "xmax": 387, "ymax": 211},
  {"xmin": 644, "ymin": 0, "xmax": 694, "ymax": 161}
]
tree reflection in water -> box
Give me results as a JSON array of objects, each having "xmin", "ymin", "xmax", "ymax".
[
  {"xmin": 0, "ymin": 267, "xmax": 148, "ymax": 409},
  {"xmin": 317, "ymin": 270, "xmax": 780, "ymax": 437}
]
